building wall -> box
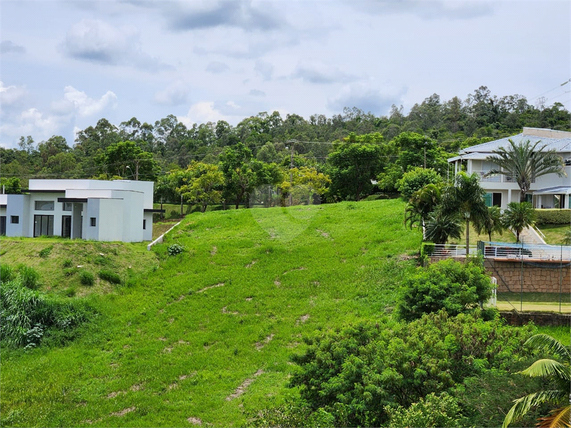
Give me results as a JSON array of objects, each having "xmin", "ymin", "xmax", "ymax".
[
  {"xmin": 5, "ymin": 194, "xmax": 29, "ymax": 237},
  {"xmin": 143, "ymin": 212, "xmax": 153, "ymax": 241},
  {"xmin": 27, "ymin": 192, "xmax": 66, "ymax": 237},
  {"xmin": 97, "ymin": 199, "xmax": 124, "ymax": 241}
]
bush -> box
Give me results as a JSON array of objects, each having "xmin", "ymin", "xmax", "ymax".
[
  {"xmin": 396, "ymin": 258, "xmax": 492, "ymax": 321},
  {"xmin": 39, "ymin": 246, "xmax": 53, "ymax": 258},
  {"xmin": 18, "ymin": 265, "xmax": 40, "ymax": 290},
  {"xmin": 535, "ymin": 209, "xmax": 571, "ymax": 225},
  {"xmin": 98, "ymin": 269, "xmax": 121, "ymax": 285},
  {"xmin": 62, "ymin": 259, "xmax": 73, "ymax": 268},
  {"xmin": 79, "ymin": 271, "xmax": 94, "ymax": 286},
  {"xmin": 167, "ymin": 243, "xmax": 185, "ymax": 256},
  {"xmin": 1, "ymin": 264, "xmax": 14, "ymax": 284},
  {"xmin": 290, "ymin": 311, "xmax": 535, "ymax": 427},
  {"xmin": 0, "ymin": 279, "xmax": 92, "ymax": 348},
  {"xmin": 397, "ymin": 167, "xmax": 443, "ymax": 201},
  {"xmin": 386, "ymin": 392, "xmax": 468, "ymax": 428}
]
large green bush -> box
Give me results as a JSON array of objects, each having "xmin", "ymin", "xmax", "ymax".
[
  {"xmin": 289, "ymin": 311, "xmax": 535, "ymax": 427},
  {"xmin": 535, "ymin": 209, "xmax": 571, "ymax": 225},
  {"xmin": 396, "ymin": 258, "xmax": 492, "ymax": 321},
  {"xmin": 396, "ymin": 167, "xmax": 442, "ymax": 201}
]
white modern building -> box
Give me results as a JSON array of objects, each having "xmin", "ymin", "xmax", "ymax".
[
  {"xmin": 0, "ymin": 179, "xmax": 162, "ymax": 242},
  {"xmin": 448, "ymin": 127, "xmax": 571, "ymax": 209}
]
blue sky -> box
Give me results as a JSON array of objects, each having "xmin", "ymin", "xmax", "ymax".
[{"xmin": 1, "ymin": 0, "xmax": 570, "ymax": 149}]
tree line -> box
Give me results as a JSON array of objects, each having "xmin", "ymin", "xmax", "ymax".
[{"xmin": 1, "ymin": 86, "xmax": 570, "ymax": 207}]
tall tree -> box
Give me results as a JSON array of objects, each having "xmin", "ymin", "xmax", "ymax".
[
  {"xmin": 486, "ymin": 139, "xmax": 567, "ymax": 202},
  {"xmin": 441, "ymin": 172, "xmax": 488, "ymax": 254},
  {"xmin": 178, "ymin": 162, "xmax": 224, "ymax": 213},
  {"xmin": 327, "ymin": 142, "xmax": 383, "ymax": 201}
]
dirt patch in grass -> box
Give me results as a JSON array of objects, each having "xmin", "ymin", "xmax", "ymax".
[
  {"xmin": 226, "ymin": 369, "xmax": 264, "ymax": 401},
  {"xmin": 255, "ymin": 334, "xmax": 274, "ymax": 350},
  {"xmin": 110, "ymin": 407, "xmax": 136, "ymax": 417},
  {"xmin": 197, "ymin": 283, "xmax": 225, "ymax": 293},
  {"xmin": 187, "ymin": 417, "xmax": 203, "ymax": 425}
]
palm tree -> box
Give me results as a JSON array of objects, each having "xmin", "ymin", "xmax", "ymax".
[
  {"xmin": 404, "ymin": 183, "xmax": 441, "ymax": 237},
  {"xmin": 474, "ymin": 206, "xmax": 505, "ymax": 242},
  {"xmin": 424, "ymin": 208, "xmax": 463, "ymax": 244},
  {"xmin": 441, "ymin": 172, "xmax": 488, "ymax": 254},
  {"xmin": 486, "ymin": 139, "xmax": 566, "ymax": 203},
  {"xmin": 503, "ymin": 334, "xmax": 570, "ymax": 428},
  {"xmin": 502, "ymin": 202, "xmax": 536, "ymax": 243}
]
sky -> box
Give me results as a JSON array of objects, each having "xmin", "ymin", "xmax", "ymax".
[{"xmin": 0, "ymin": 0, "xmax": 570, "ymax": 149}]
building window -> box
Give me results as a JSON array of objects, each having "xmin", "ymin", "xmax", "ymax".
[
  {"xmin": 10, "ymin": 215, "xmax": 19, "ymax": 224},
  {"xmin": 143, "ymin": 219, "xmax": 146, "ymax": 230},
  {"xmin": 34, "ymin": 215, "xmax": 54, "ymax": 237},
  {"xmin": 90, "ymin": 217, "xmax": 96, "ymax": 227},
  {"xmin": 63, "ymin": 202, "xmax": 73, "ymax": 211},
  {"xmin": 35, "ymin": 200, "xmax": 54, "ymax": 211}
]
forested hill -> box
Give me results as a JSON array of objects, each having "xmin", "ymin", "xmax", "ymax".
[{"xmin": 1, "ymin": 85, "xmax": 570, "ymax": 202}]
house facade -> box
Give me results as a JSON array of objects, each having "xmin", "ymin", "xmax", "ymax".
[
  {"xmin": 448, "ymin": 127, "xmax": 571, "ymax": 209},
  {"xmin": 0, "ymin": 179, "xmax": 160, "ymax": 242}
]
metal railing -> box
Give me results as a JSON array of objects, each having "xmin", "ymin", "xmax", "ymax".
[
  {"xmin": 430, "ymin": 244, "xmax": 478, "ymax": 257},
  {"xmin": 481, "ymin": 241, "xmax": 571, "ymax": 261}
]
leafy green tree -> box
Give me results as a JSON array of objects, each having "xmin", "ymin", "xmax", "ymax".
[
  {"xmin": 178, "ymin": 162, "xmax": 224, "ymax": 213},
  {"xmin": 279, "ymin": 166, "xmax": 331, "ymax": 206},
  {"xmin": 327, "ymin": 143, "xmax": 383, "ymax": 201},
  {"xmin": 486, "ymin": 139, "xmax": 567, "ymax": 202},
  {"xmin": 396, "ymin": 258, "xmax": 493, "ymax": 321},
  {"xmin": 503, "ymin": 334, "xmax": 570, "ymax": 428},
  {"xmin": 97, "ymin": 141, "xmax": 159, "ymax": 181},
  {"xmin": 397, "ymin": 167, "xmax": 442, "ymax": 201},
  {"xmin": 0, "ymin": 177, "xmax": 22, "ymax": 194},
  {"xmin": 219, "ymin": 143, "xmax": 261, "ymax": 209},
  {"xmin": 441, "ymin": 172, "xmax": 488, "ymax": 254},
  {"xmin": 502, "ymin": 202, "xmax": 536, "ymax": 243}
]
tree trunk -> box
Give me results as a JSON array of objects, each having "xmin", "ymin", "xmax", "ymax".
[{"xmin": 466, "ymin": 219, "xmax": 470, "ymax": 255}]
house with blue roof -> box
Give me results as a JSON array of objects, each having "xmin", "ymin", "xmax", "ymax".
[{"xmin": 448, "ymin": 127, "xmax": 571, "ymax": 209}]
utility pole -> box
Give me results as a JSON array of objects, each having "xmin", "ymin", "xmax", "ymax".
[{"xmin": 288, "ymin": 140, "xmax": 295, "ymax": 206}]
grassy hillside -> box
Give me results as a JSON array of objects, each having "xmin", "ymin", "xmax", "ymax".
[
  {"xmin": 1, "ymin": 199, "xmax": 422, "ymax": 427},
  {"xmin": 0, "ymin": 238, "xmax": 158, "ymax": 297}
]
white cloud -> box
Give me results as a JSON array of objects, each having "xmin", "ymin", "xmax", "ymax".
[
  {"xmin": 0, "ymin": 81, "xmax": 28, "ymax": 107},
  {"xmin": 249, "ymin": 89, "xmax": 266, "ymax": 97},
  {"xmin": 61, "ymin": 19, "xmax": 168, "ymax": 70},
  {"xmin": 178, "ymin": 102, "xmax": 229, "ymax": 126},
  {"xmin": 51, "ymin": 86, "xmax": 118, "ymax": 117},
  {"xmin": 349, "ymin": 0, "xmax": 494, "ymax": 20},
  {"xmin": 205, "ymin": 61, "xmax": 230, "ymax": 74},
  {"xmin": 153, "ymin": 81, "xmax": 190, "ymax": 106}
]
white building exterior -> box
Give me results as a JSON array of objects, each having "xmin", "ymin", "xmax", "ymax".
[
  {"xmin": 448, "ymin": 127, "xmax": 571, "ymax": 209},
  {"xmin": 0, "ymin": 179, "xmax": 161, "ymax": 242}
]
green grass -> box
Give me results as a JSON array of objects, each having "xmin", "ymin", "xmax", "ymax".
[
  {"xmin": 0, "ymin": 238, "xmax": 158, "ymax": 297},
  {"xmin": 1, "ymin": 199, "xmax": 423, "ymax": 427},
  {"xmin": 537, "ymin": 224, "xmax": 571, "ymax": 245},
  {"xmin": 497, "ymin": 292, "xmax": 571, "ymax": 313}
]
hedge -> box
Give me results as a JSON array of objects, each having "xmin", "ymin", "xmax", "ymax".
[{"xmin": 535, "ymin": 209, "xmax": 571, "ymax": 225}]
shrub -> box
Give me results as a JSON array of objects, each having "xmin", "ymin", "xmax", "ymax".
[
  {"xmin": 1, "ymin": 264, "xmax": 14, "ymax": 284},
  {"xmin": 535, "ymin": 208, "xmax": 571, "ymax": 225},
  {"xmin": 62, "ymin": 259, "xmax": 73, "ymax": 268},
  {"xmin": 0, "ymin": 279, "xmax": 92, "ymax": 348},
  {"xmin": 63, "ymin": 268, "xmax": 77, "ymax": 277},
  {"xmin": 290, "ymin": 311, "xmax": 535, "ymax": 427},
  {"xmin": 167, "ymin": 243, "xmax": 185, "ymax": 256},
  {"xmin": 98, "ymin": 269, "xmax": 121, "ymax": 285},
  {"xmin": 39, "ymin": 246, "xmax": 53, "ymax": 258},
  {"xmin": 79, "ymin": 271, "xmax": 94, "ymax": 286},
  {"xmin": 397, "ymin": 167, "xmax": 443, "ymax": 201},
  {"xmin": 386, "ymin": 392, "xmax": 468, "ymax": 428},
  {"xmin": 18, "ymin": 265, "xmax": 40, "ymax": 290},
  {"xmin": 396, "ymin": 258, "xmax": 492, "ymax": 321}
]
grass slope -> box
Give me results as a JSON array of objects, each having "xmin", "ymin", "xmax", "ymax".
[
  {"xmin": 0, "ymin": 238, "xmax": 158, "ymax": 297},
  {"xmin": 1, "ymin": 199, "xmax": 421, "ymax": 427}
]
